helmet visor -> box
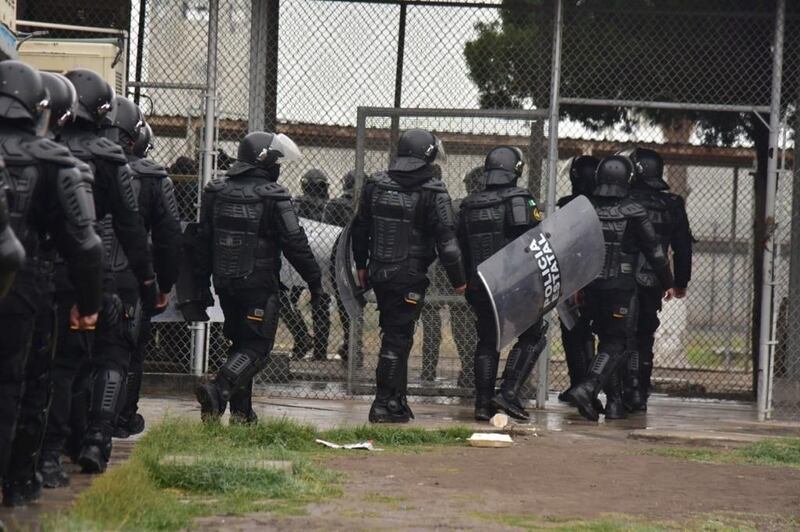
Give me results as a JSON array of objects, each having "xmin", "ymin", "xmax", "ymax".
[
  {"xmin": 267, "ymin": 133, "xmax": 301, "ymax": 165},
  {"xmin": 435, "ymin": 135, "xmax": 447, "ymax": 163}
]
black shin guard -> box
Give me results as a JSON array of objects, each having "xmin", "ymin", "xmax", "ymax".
[
  {"xmin": 229, "ymin": 379, "xmax": 258, "ymax": 424},
  {"xmin": 79, "ymin": 368, "xmax": 124, "ymax": 473},
  {"xmin": 491, "ymin": 331, "xmax": 547, "ymax": 420},
  {"xmin": 623, "ymin": 350, "xmax": 645, "ymax": 411},
  {"xmin": 370, "ymin": 349, "xmax": 410, "ymax": 423},
  {"xmin": 604, "ymin": 368, "xmax": 626, "ymax": 420},
  {"xmin": 473, "ymin": 345, "xmax": 499, "ymax": 421}
]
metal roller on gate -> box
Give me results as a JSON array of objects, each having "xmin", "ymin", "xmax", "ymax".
[{"xmin": 477, "ymin": 195, "xmax": 605, "ymax": 351}]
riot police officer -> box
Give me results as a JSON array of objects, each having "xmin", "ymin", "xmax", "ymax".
[
  {"xmin": 566, "ymin": 155, "xmax": 673, "ymax": 422},
  {"xmin": 39, "ymin": 69, "xmax": 155, "ymax": 480},
  {"xmin": 323, "ymin": 170, "xmax": 359, "ymax": 360},
  {"xmin": 556, "ymin": 155, "xmax": 598, "ymax": 403},
  {"xmin": 352, "ymin": 128, "xmax": 465, "ymax": 423},
  {"xmin": 99, "ymin": 101, "xmax": 181, "ymax": 438},
  {"xmin": 115, "ymin": 122, "xmax": 181, "ymax": 435},
  {"xmin": 0, "ymin": 62, "xmax": 103, "ymax": 505},
  {"xmin": 621, "ymin": 147, "xmax": 692, "ymax": 411},
  {"xmin": 458, "ymin": 147, "xmax": 547, "ymax": 421},
  {"xmin": 295, "ymin": 168, "xmax": 330, "ymax": 221},
  {"xmin": 192, "ymin": 132, "xmax": 323, "ymax": 422},
  {"xmin": 421, "ymin": 167, "xmax": 482, "ymax": 386},
  {"xmin": 282, "ymin": 168, "xmax": 332, "ymax": 360}
]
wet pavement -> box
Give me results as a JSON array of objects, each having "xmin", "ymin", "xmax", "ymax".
[{"xmin": 1, "ymin": 392, "xmax": 798, "ymax": 530}]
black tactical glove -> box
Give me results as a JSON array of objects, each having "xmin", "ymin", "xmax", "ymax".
[{"xmin": 140, "ymin": 278, "xmax": 158, "ymax": 316}]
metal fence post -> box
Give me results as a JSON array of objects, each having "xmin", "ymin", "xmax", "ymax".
[
  {"xmin": 757, "ymin": 0, "xmax": 785, "ymax": 421},
  {"xmin": 536, "ymin": 0, "xmax": 563, "ymax": 409},
  {"xmin": 191, "ymin": 0, "xmax": 219, "ymax": 378}
]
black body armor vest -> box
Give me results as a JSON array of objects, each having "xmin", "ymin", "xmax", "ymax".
[
  {"xmin": 367, "ymin": 172, "xmax": 433, "ymax": 282},
  {"xmin": 210, "ymin": 177, "xmax": 280, "ymax": 280},
  {"xmin": 630, "ymin": 189, "xmax": 674, "ymax": 287}
]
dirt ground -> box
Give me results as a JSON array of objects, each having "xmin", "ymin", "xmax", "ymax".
[{"xmin": 193, "ymin": 429, "xmax": 800, "ymax": 531}]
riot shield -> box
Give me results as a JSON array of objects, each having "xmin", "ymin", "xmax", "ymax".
[
  {"xmin": 280, "ymin": 217, "xmax": 342, "ymax": 294},
  {"xmin": 335, "ymin": 219, "xmax": 370, "ymax": 319},
  {"xmin": 176, "ymin": 222, "xmax": 211, "ymax": 322},
  {"xmin": 477, "ymin": 195, "xmax": 604, "ymax": 351}
]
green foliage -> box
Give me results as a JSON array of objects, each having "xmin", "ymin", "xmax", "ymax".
[
  {"xmin": 645, "ymin": 437, "xmax": 800, "ymax": 468},
  {"xmin": 472, "ymin": 510, "xmax": 795, "ymax": 531},
  {"xmin": 47, "ymin": 417, "xmax": 469, "ymax": 531}
]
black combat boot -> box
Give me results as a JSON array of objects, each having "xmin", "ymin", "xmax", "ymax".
[
  {"xmin": 229, "ymin": 379, "xmax": 258, "ymax": 425},
  {"xmin": 623, "ymin": 350, "xmax": 645, "ymax": 412},
  {"xmin": 473, "ymin": 346, "xmax": 499, "ymax": 421},
  {"xmin": 490, "ymin": 331, "xmax": 546, "ymax": 421},
  {"xmin": 604, "ymin": 369, "xmax": 627, "ymax": 420},
  {"xmin": 198, "ymin": 350, "xmax": 264, "ymax": 422},
  {"xmin": 38, "ymin": 450, "xmax": 70, "ymax": 488},
  {"xmin": 79, "ymin": 369, "xmax": 124, "ymax": 474},
  {"xmin": 369, "ymin": 349, "xmax": 410, "ymax": 423},
  {"xmin": 2, "ymin": 473, "xmax": 43, "ymax": 507},
  {"xmin": 567, "ymin": 350, "xmax": 621, "ymax": 422}
]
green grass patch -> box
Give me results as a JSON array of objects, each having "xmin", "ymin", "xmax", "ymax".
[
  {"xmin": 47, "ymin": 417, "xmax": 468, "ymax": 531},
  {"xmin": 643, "ymin": 437, "xmax": 800, "ymax": 468},
  {"xmin": 472, "ymin": 511, "xmax": 797, "ymax": 531}
]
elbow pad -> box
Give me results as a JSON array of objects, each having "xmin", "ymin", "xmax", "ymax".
[
  {"xmin": 437, "ymin": 235, "xmax": 466, "ymax": 288},
  {"xmin": 276, "ymin": 200, "xmax": 303, "ymax": 237}
]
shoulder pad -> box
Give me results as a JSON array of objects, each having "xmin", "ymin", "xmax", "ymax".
[
  {"xmin": 204, "ymin": 177, "xmax": 227, "ymax": 193},
  {"xmin": 0, "ymin": 136, "xmax": 36, "ymax": 165},
  {"xmin": 161, "ymin": 177, "xmax": 180, "ymax": 220},
  {"xmin": 61, "ymin": 135, "xmax": 92, "ymax": 161},
  {"xmin": 254, "ymin": 181, "xmax": 291, "ymax": 200},
  {"xmin": 25, "ymin": 138, "xmax": 76, "ymax": 167},
  {"xmin": 86, "ymin": 137, "xmax": 127, "ymax": 164},
  {"xmin": 618, "ymin": 199, "xmax": 647, "ymax": 218},
  {"xmin": 499, "ymin": 187, "xmax": 534, "ymax": 201},
  {"xmin": 129, "ymin": 157, "xmax": 168, "ymax": 178},
  {"xmin": 461, "ymin": 190, "xmax": 503, "ymax": 209},
  {"xmin": 370, "ymin": 172, "xmax": 402, "ymax": 190},
  {"xmin": 421, "ymin": 180, "xmax": 448, "ymax": 193}
]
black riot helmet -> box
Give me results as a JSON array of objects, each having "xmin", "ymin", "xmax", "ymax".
[
  {"xmin": 484, "ymin": 146, "xmax": 524, "ymax": 187},
  {"xmin": 617, "ymin": 147, "xmax": 668, "ymax": 190},
  {"xmin": 227, "ymin": 131, "xmax": 302, "ymax": 180},
  {"xmin": 133, "ymin": 122, "xmax": 154, "ymax": 158},
  {"xmin": 301, "ymin": 168, "xmax": 330, "ymax": 199},
  {"xmin": 64, "ymin": 69, "xmax": 116, "ymax": 128},
  {"xmin": 0, "ymin": 61, "xmax": 49, "ymax": 127},
  {"xmin": 594, "ymin": 155, "xmax": 635, "ymax": 198},
  {"xmin": 568, "ymin": 155, "xmax": 599, "ymax": 196},
  {"xmin": 342, "ymin": 170, "xmax": 356, "ymax": 193},
  {"xmin": 103, "ymin": 96, "xmax": 144, "ymax": 151},
  {"xmin": 40, "ymin": 72, "xmax": 78, "ymax": 132},
  {"xmin": 389, "ymin": 128, "xmax": 444, "ymax": 172}
]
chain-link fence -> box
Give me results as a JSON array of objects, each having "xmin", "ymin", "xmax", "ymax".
[{"xmin": 16, "ymin": 0, "xmax": 798, "ymax": 416}]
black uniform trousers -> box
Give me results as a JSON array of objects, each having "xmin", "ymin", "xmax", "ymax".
[
  {"xmin": 559, "ymin": 310, "xmax": 594, "ymax": 389},
  {"xmin": 585, "ymin": 286, "xmax": 639, "ymax": 381},
  {"xmin": 217, "ymin": 285, "xmax": 280, "ymax": 415},
  {"xmin": 0, "ymin": 270, "xmax": 50, "ymax": 478},
  {"xmin": 42, "ymin": 271, "xmax": 134, "ymax": 456},
  {"xmin": 467, "ymin": 287, "xmax": 543, "ymax": 401},
  {"xmin": 635, "ymin": 284, "xmax": 663, "ymax": 391}
]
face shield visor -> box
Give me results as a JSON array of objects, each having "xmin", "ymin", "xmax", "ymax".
[
  {"xmin": 434, "ymin": 135, "xmax": 447, "ymax": 164},
  {"xmin": 260, "ymin": 133, "xmax": 302, "ymax": 165}
]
